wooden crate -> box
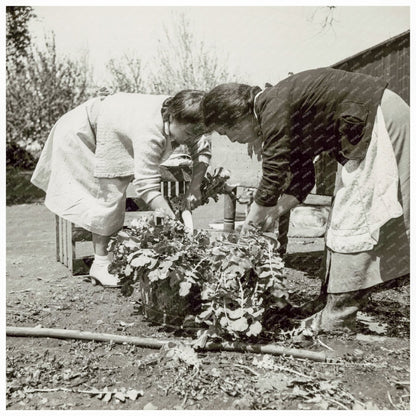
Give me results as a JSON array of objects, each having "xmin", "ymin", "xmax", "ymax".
[
  {"xmin": 56, "ymin": 165, "xmax": 192, "ymax": 276},
  {"xmin": 55, "ymin": 217, "xmax": 94, "ymax": 275}
]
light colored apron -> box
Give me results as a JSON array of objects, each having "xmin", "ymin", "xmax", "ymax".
[{"xmin": 324, "ymin": 89, "xmax": 410, "ymax": 293}]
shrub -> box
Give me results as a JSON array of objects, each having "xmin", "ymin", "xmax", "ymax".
[
  {"xmin": 6, "ymin": 35, "xmax": 93, "ymax": 165},
  {"xmin": 148, "ymin": 13, "xmax": 238, "ymax": 94},
  {"xmin": 106, "ymin": 53, "xmax": 145, "ymax": 93}
]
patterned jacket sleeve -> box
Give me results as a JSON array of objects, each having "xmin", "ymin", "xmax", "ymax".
[{"xmin": 187, "ymin": 134, "xmax": 212, "ymax": 165}]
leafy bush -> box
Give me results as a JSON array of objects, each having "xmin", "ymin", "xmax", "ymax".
[
  {"xmin": 108, "ymin": 215, "xmax": 288, "ymax": 341},
  {"xmin": 148, "ymin": 13, "xmax": 237, "ymax": 94},
  {"xmin": 106, "ymin": 53, "xmax": 145, "ymax": 93},
  {"xmin": 6, "ymin": 6, "xmax": 35, "ymax": 71},
  {"xmin": 6, "ymin": 35, "xmax": 93, "ymax": 165},
  {"xmin": 6, "ymin": 142, "xmax": 36, "ymax": 170}
]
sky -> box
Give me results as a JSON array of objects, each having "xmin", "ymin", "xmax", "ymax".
[{"xmin": 28, "ymin": 4, "xmax": 410, "ymax": 86}]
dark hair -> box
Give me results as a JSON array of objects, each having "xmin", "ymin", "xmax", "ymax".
[
  {"xmin": 202, "ymin": 83, "xmax": 261, "ymax": 129},
  {"xmin": 161, "ymin": 89, "xmax": 208, "ymax": 137},
  {"xmin": 162, "ymin": 89, "xmax": 205, "ymax": 123}
]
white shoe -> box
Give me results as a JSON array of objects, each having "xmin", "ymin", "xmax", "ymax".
[{"xmin": 89, "ymin": 262, "xmax": 121, "ymax": 288}]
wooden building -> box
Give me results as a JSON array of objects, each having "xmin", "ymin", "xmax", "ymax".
[
  {"xmin": 332, "ymin": 30, "xmax": 409, "ymax": 105},
  {"xmin": 315, "ymin": 30, "xmax": 410, "ymax": 195}
]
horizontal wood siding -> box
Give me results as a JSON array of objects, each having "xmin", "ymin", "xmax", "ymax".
[
  {"xmin": 333, "ymin": 32, "xmax": 409, "ymax": 104},
  {"xmin": 315, "ymin": 31, "xmax": 410, "ymax": 196}
]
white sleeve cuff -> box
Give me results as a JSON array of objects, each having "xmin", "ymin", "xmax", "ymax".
[
  {"xmin": 141, "ymin": 190, "xmax": 163, "ymax": 205},
  {"xmin": 132, "ymin": 176, "xmax": 162, "ymax": 205},
  {"xmin": 193, "ymin": 155, "xmax": 211, "ymax": 165}
]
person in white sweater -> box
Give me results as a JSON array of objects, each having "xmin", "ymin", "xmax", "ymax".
[{"xmin": 31, "ymin": 90, "xmax": 211, "ymax": 287}]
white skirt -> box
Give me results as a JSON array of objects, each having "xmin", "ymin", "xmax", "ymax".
[{"xmin": 31, "ymin": 98, "xmax": 133, "ymax": 236}]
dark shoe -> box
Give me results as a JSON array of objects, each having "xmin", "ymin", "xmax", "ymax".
[
  {"xmin": 289, "ymin": 293, "xmax": 327, "ymax": 319},
  {"xmin": 294, "ymin": 289, "xmax": 371, "ymax": 336}
]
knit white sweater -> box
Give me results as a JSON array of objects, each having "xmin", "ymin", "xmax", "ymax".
[{"xmin": 92, "ymin": 93, "xmax": 211, "ymax": 204}]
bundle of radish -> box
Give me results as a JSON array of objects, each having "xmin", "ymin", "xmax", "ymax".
[
  {"xmin": 168, "ymin": 167, "xmax": 233, "ymax": 216},
  {"xmin": 108, "ymin": 214, "xmax": 288, "ymax": 342}
]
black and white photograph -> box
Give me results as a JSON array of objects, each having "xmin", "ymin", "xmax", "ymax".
[{"xmin": 3, "ymin": 0, "xmax": 413, "ymax": 412}]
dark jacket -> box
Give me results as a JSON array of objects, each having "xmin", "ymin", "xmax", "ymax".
[{"xmin": 253, "ymin": 67, "xmax": 388, "ymax": 206}]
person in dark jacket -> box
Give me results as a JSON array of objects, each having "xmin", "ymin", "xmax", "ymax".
[{"xmin": 202, "ymin": 67, "xmax": 409, "ymax": 333}]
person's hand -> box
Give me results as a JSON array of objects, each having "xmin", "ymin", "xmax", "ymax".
[
  {"xmin": 240, "ymin": 210, "xmax": 278, "ymax": 234},
  {"xmin": 148, "ymin": 195, "xmax": 175, "ymax": 219},
  {"xmin": 262, "ymin": 209, "xmax": 279, "ymax": 232},
  {"xmin": 186, "ymin": 186, "xmax": 202, "ymax": 210},
  {"xmin": 240, "ymin": 201, "xmax": 276, "ymax": 234},
  {"xmin": 241, "ymin": 194, "xmax": 300, "ymax": 235},
  {"xmin": 240, "ymin": 220, "xmax": 257, "ymax": 235}
]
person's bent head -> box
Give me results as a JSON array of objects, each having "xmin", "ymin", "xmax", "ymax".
[
  {"xmin": 163, "ymin": 89, "xmax": 209, "ymax": 145},
  {"xmin": 202, "ymin": 83, "xmax": 262, "ymax": 144}
]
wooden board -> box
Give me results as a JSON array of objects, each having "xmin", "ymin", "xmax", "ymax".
[{"xmin": 303, "ymin": 194, "xmax": 333, "ymax": 206}]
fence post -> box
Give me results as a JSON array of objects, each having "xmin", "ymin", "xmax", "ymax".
[{"xmin": 223, "ymin": 188, "xmax": 237, "ymax": 232}]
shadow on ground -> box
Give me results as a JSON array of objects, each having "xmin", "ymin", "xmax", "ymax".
[
  {"xmin": 6, "ymin": 168, "xmax": 45, "ymax": 206},
  {"xmin": 283, "ymin": 251, "xmax": 324, "ymax": 279}
]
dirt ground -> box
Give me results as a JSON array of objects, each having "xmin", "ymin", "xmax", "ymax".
[{"xmin": 5, "ymin": 202, "xmax": 411, "ymax": 411}]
